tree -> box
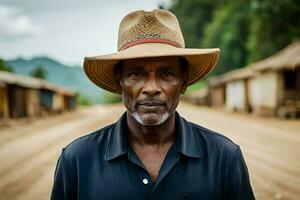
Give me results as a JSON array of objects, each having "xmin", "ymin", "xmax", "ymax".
[
  {"xmin": 167, "ymin": 0, "xmax": 300, "ymax": 75},
  {"xmin": 0, "ymin": 59, "xmax": 13, "ymax": 72},
  {"xmin": 30, "ymin": 65, "xmax": 47, "ymax": 79},
  {"xmin": 169, "ymin": 0, "xmax": 224, "ymax": 48},
  {"xmin": 202, "ymin": 0, "xmax": 251, "ymax": 75},
  {"xmin": 76, "ymin": 93, "xmax": 92, "ymax": 105},
  {"xmin": 100, "ymin": 91, "xmax": 122, "ymax": 104},
  {"xmin": 247, "ymin": 0, "xmax": 300, "ymax": 63}
]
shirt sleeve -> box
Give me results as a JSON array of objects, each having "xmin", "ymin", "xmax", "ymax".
[
  {"xmin": 51, "ymin": 149, "xmax": 75, "ymax": 200},
  {"xmin": 228, "ymin": 146, "xmax": 255, "ymax": 200}
]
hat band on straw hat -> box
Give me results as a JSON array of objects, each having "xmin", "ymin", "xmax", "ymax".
[{"xmin": 120, "ymin": 38, "xmax": 183, "ymax": 51}]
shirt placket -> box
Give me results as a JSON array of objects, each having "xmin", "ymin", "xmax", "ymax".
[
  {"xmin": 127, "ymin": 144, "xmax": 180, "ymax": 200},
  {"xmin": 127, "ymin": 147, "xmax": 155, "ymax": 199}
]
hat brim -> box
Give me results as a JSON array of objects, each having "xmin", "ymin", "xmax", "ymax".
[{"xmin": 83, "ymin": 43, "xmax": 220, "ymax": 93}]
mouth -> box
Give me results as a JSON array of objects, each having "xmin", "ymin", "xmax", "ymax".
[{"xmin": 137, "ymin": 100, "xmax": 166, "ymax": 109}]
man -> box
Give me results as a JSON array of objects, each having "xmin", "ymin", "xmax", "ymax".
[{"xmin": 51, "ymin": 9, "xmax": 255, "ymax": 199}]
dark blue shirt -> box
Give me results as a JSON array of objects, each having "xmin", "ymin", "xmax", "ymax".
[{"xmin": 51, "ymin": 112, "xmax": 255, "ymax": 200}]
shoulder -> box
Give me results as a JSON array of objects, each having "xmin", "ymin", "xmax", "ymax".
[
  {"xmin": 61, "ymin": 123, "xmax": 114, "ymax": 160},
  {"xmin": 188, "ymin": 121, "xmax": 245, "ymax": 172},
  {"xmin": 189, "ymin": 121, "xmax": 239, "ymax": 154}
]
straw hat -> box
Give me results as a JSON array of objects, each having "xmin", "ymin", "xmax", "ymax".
[{"xmin": 83, "ymin": 9, "xmax": 220, "ymax": 93}]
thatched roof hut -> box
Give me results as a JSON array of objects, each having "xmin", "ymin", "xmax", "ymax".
[
  {"xmin": 187, "ymin": 87, "xmax": 209, "ymax": 106},
  {"xmin": 0, "ymin": 71, "xmax": 44, "ymax": 89},
  {"xmin": 0, "ymin": 71, "xmax": 75, "ymax": 95},
  {"xmin": 0, "ymin": 81, "xmax": 5, "ymax": 87},
  {"xmin": 0, "ymin": 71, "xmax": 76, "ymax": 118},
  {"xmin": 216, "ymin": 41, "xmax": 300, "ymax": 118},
  {"xmin": 251, "ymin": 41, "xmax": 300, "ymax": 72},
  {"xmin": 221, "ymin": 67, "xmax": 254, "ymax": 83},
  {"xmin": 0, "ymin": 81, "xmax": 9, "ymax": 119},
  {"xmin": 208, "ymin": 76, "xmax": 224, "ymax": 87},
  {"xmin": 248, "ymin": 41, "xmax": 300, "ymax": 118}
]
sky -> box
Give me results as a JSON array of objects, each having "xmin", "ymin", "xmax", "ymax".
[{"xmin": 0, "ymin": 0, "xmax": 171, "ymax": 66}]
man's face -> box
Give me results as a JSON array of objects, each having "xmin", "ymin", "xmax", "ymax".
[{"xmin": 118, "ymin": 56, "xmax": 187, "ymax": 126}]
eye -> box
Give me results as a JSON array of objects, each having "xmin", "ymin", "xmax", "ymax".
[
  {"xmin": 160, "ymin": 71, "xmax": 173, "ymax": 77},
  {"xmin": 128, "ymin": 71, "xmax": 142, "ymax": 78}
]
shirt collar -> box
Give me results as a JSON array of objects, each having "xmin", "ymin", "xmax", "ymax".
[
  {"xmin": 174, "ymin": 112, "xmax": 203, "ymax": 158},
  {"xmin": 104, "ymin": 111, "xmax": 203, "ymax": 161},
  {"xmin": 104, "ymin": 112, "xmax": 128, "ymax": 161}
]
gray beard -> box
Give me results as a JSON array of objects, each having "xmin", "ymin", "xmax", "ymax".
[{"xmin": 129, "ymin": 111, "xmax": 170, "ymax": 126}]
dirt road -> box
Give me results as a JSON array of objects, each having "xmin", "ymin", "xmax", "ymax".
[{"xmin": 0, "ymin": 102, "xmax": 299, "ymax": 200}]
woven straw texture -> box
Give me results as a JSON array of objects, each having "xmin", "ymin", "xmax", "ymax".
[{"xmin": 118, "ymin": 10, "xmax": 184, "ymax": 50}]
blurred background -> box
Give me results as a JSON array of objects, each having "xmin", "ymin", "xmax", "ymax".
[{"xmin": 0, "ymin": 0, "xmax": 299, "ymax": 199}]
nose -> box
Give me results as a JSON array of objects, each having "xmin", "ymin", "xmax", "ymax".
[{"xmin": 142, "ymin": 75, "xmax": 161, "ymax": 96}]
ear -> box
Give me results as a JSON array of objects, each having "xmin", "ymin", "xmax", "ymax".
[
  {"xmin": 181, "ymin": 85, "xmax": 187, "ymax": 94},
  {"xmin": 115, "ymin": 84, "xmax": 122, "ymax": 95},
  {"xmin": 179, "ymin": 57, "xmax": 188, "ymax": 94},
  {"xmin": 181, "ymin": 69, "xmax": 188, "ymax": 94},
  {"xmin": 114, "ymin": 61, "xmax": 124, "ymax": 94},
  {"xmin": 180, "ymin": 76, "xmax": 188, "ymax": 94},
  {"xmin": 115, "ymin": 76, "xmax": 123, "ymax": 95}
]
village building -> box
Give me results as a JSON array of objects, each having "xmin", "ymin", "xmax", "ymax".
[
  {"xmin": 39, "ymin": 82, "xmax": 56, "ymax": 114},
  {"xmin": 249, "ymin": 41, "xmax": 300, "ymax": 118},
  {"xmin": 221, "ymin": 67, "xmax": 254, "ymax": 113},
  {"xmin": 0, "ymin": 81, "xmax": 9, "ymax": 119},
  {"xmin": 61, "ymin": 89, "xmax": 76, "ymax": 111},
  {"xmin": 208, "ymin": 76, "xmax": 226, "ymax": 108},
  {"xmin": 0, "ymin": 71, "xmax": 76, "ymax": 119},
  {"xmin": 186, "ymin": 87, "xmax": 209, "ymax": 106},
  {"xmin": 53, "ymin": 87, "xmax": 76, "ymax": 113},
  {"xmin": 208, "ymin": 41, "xmax": 300, "ymax": 118},
  {"xmin": 0, "ymin": 72, "xmax": 42, "ymax": 118},
  {"xmin": 172, "ymin": 41, "xmax": 300, "ymax": 119}
]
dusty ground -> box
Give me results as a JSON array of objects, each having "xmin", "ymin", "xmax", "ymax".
[{"xmin": 0, "ymin": 102, "xmax": 299, "ymax": 200}]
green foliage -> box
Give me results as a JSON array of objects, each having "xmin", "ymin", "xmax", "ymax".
[
  {"xmin": 168, "ymin": 0, "xmax": 300, "ymax": 75},
  {"xmin": 186, "ymin": 80, "xmax": 207, "ymax": 94},
  {"xmin": 0, "ymin": 59, "xmax": 13, "ymax": 72},
  {"xmin": 247, "ymin": 0, "xmax": 300, "ymax": 63},
  {"xmin": 202, "ymin": 1, "xmax": 251, "ymax": 75},
  {"xmin": 76, "ymin": 93, "xmax": 92, "ymax": 105},
  {"xmin": 182, "ymin": 80, "xmax": 207, "ymax": 100},
  {"xmin": 100, "ymin": 91, "xmax": 122, "ymax": 104},
  {"xmin": 169, "ymin": 0, "xmax": 225, "ymax": 48},
  {"xmin": 30, "ymin": 65, "xmax": 47, "ymax": 79}
]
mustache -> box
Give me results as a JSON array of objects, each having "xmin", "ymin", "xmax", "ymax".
[{"xmin": 136, "ymin": 99, "xmax": 166, "ymax": 106}]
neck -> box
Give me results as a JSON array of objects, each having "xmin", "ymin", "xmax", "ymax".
[{"xmin": 126, "ymin": 111, "xmax": 176, "ymax": 146}]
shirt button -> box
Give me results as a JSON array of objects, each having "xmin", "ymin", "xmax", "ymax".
[{"xmin": 142, "ymin": 178, "xmax": 149, "ymax": 185}]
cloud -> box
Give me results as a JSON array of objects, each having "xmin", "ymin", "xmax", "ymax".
[
  {"xmin": 0, "ymin": 4, "xmax": 45, "ymax": 41},
  {"xmin": 0, "ymin": 0, "xmax": 171, "ymax": 64}
]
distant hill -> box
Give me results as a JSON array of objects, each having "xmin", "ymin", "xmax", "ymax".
[{"xmin": 7, "ymin": 56, "xmax": 103, "ymax": 104}]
